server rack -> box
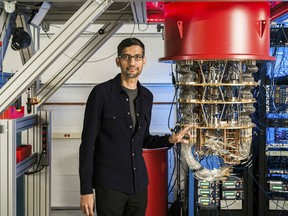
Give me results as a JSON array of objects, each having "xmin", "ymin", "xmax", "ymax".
[
  {"xmin": 190, "ymin": 167, "xmax": 254, "ymax": 216},
  {"xmin": 257, "ymin": 39, "xmax": 288, "ymax": 215}
]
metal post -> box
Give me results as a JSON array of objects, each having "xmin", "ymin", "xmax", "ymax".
[
  {"xmin": 0, "ymin": 119, "xmax": 17, "ymax": 216},
  {"xmin": 25, "ymin": 111, "xmax": 51, "ymax": 216}
]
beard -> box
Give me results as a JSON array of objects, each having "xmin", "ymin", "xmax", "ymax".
[{"xmin": 124, "ymin": 67, "xmax": 141, "ymax": 78}]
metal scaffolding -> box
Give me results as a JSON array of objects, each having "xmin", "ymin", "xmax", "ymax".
[{"xmin": 0, "ymin": 0, "xmax": 112, "ymax": 114}]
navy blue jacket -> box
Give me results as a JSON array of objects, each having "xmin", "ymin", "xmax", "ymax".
[{"xmin": 79, "ymin": 73, "xmax": 172, "ymax": 195}]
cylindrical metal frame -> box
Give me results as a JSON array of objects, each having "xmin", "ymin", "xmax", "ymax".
[{"xmin": 160, "ymin": 2, "xmax": 274, "ymax": 61}]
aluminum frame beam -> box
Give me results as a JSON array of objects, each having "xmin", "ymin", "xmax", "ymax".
[
  {"xmin": 0, "ymin": 0, "xmax": 113, "ymax": 114},
  {"xmin": 0, "ymin": 114, "xmax": 38, "ymax": 216},
  {"xmin": 25, "ymin": 111, "xmax": 51, "ymax": 216},
  {"xmin": 130, "ymin": 1, "xmax": 147, "ymax": 24},
  {"xmin": 37, "ymin": 21, "xmax": 123, "ymax": 106},
  {"xmin": 0, "ymin": 118, "xmax": 17, "ymax": 216}
]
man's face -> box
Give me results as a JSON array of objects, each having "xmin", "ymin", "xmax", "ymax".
[{"xmin": 116, "ymin": 45, "xmax": 146, "ymax": 79}]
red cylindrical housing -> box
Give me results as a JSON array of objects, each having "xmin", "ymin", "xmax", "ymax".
[
  {"xmin": 143, "ymin": 148, "xmax": 168, "ymax": 216},
  {"xmin": 160, "ymin": 2, "xmax": 274, "ymax": 61}
]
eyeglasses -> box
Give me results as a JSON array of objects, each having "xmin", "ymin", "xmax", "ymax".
[{"xmin": 118, "ymin": 54, "xmax": 144, "ymax": 61}]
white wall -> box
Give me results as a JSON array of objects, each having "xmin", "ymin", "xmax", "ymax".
[
  {"xmin": 44, "ymin": 85, "xmax": 177, "ymax": 207},
  {"xmin": 4, "ymin": 24, "xmax": 180, "ymax": 207}
]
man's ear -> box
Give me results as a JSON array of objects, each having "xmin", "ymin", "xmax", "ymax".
[
  {"xmin": 116, "ymin": 57, "xmax": 120, "ymax": 67},
  {"xmin": 143, "ymin": 56, "xmax": 147, "ymax": 65}
]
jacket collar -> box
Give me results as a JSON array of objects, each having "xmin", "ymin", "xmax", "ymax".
[{"xmin": 111, "ymin": 73, "xmax": 147, "ymax": 97}]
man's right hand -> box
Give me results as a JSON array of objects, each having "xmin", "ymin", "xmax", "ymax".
[{"xmin": 80, "ymin": 194, "xmax": 95, "ymax": 216}]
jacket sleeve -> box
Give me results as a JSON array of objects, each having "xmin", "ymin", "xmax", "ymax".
[
  {"xmin": 142, "ymin": 92, "xmax": 174, "ymax": 149},
  {"xmin": 143, "ymin": 132, "xmax": 174, "ymax": 149},
  {"xmin": 79, "ymin": 86, "xmax": 103, "ymax": 195}
]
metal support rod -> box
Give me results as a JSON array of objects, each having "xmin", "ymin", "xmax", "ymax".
[
  {"xmin": 0, "ymin": 119, "xmax": 17, "ymax": 216},
  {"xmin": 0, "ymin": 0, "xmax": 112, "ymax": 114},
  {"xmin": 25, "ymin": 111, "xmax": 51, "ymax": 216},
  {"xmin": 130, "ymin": 1, "xmax": 147, "ymax": 24},
  {"xmin": 258, "ymin": 62, "xmax": 268, "ymax": 216},
  {"xmin": 176, "ymin": 143, "xmax": 181, "ymax": 197},
  {"xmin": 37, "ymin": 21, "xmax": 123, "ymax": 107},
  {"xmin": 0, "ymin": 10, "xmax": 16, "ymax": 69}
]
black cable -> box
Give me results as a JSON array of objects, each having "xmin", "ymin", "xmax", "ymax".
[
  {"xmin": 45, "ymin": 14, "xmax": 136, "ymax": 64},
  {"xmin": 43, "ymin": 29, "xmax": 50, "ymax": 39},
  {"xmin": 171, "ymin": 64, "xmax": 176, "ymax": 86},
  {"xmin": 137, "ymin": 22, "xmax": 149, "ymax": 32},
  {"xmin": 168, "ymin": 65, "xmax": 179, "ymax": 132},
  {"xmin": 167, "ymin": 86, "xmax": 178, "ymax": 133},
  {"xmin": 168, "ymin": 174, "xmax": 177, "ymax": 195},
  {"xmin": 24, "ymin": 151, "xmax": 46, "ymax": 175},
  {"xmin": 223, "ymin": 200, "xmax": 234, "ymax": 216},
  {"xmin": 176, "ymin": 143, "xmax": 181, "ymax": 197},
  {"xmin": 24, "ymin": 165, "xmax": 45, "ymax": 175}
]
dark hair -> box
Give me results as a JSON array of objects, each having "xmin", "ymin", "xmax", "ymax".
[{"xmin": 117, "ymin": 37, "xmax": 145, "ymax": 56}]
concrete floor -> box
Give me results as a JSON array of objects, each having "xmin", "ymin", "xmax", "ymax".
[{"xmin": 51, "ymin": 209, "xmax": 86, "ymax": 216}]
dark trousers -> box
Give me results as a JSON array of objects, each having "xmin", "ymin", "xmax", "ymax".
[{"xmin": 95, "ymin": 185, "xmax": 147, "ymax": 216}]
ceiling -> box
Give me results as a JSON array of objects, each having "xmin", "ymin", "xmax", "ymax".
[
  {"xmin": 12, "ymin": 1, "xmax": 136, "ymax": 24},
  {"xmin": 3, "ymin": 0, "xmax": 287, "ymax": 25},
  {"xmin": 0, "ymin": 0, "xmax": 288, "ymax": 30}
]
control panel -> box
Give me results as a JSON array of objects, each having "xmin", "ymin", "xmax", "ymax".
[
  {"xmin": 39, "ymin": 124, "xmax": 49, "ymax": 166},
  {"xmin": 196, "ymin": 178, "xmax": 244, "ymax": 210}
]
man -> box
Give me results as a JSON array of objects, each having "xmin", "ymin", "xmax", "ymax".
[{"xmin": 79, "ymin": 37, "xmax": 191, "ymax": 216}]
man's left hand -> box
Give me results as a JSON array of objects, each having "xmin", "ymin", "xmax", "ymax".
[{"xmin": 168, "ymin": 125, "xmax": 193, "ymax": 144}]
